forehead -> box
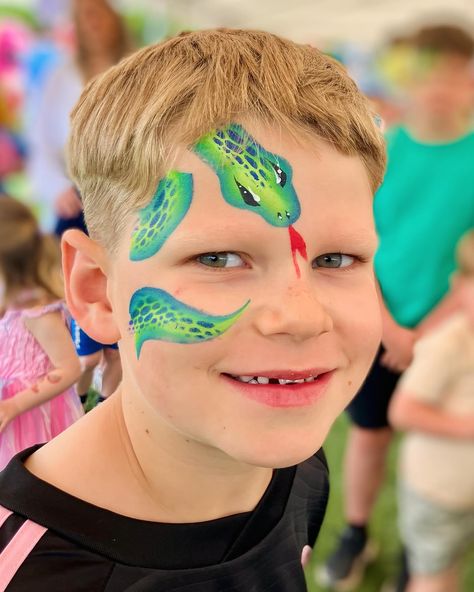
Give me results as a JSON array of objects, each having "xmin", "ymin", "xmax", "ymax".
[
  {"xmin": 184, "ymin": 127, "xmax": 369, "ymax": 207},
  {"xmin": 124, "ymin": 125, "xmax": 374, "ymax": 255}
]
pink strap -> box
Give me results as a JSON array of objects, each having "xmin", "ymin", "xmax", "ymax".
[
  {"xmin": 0, "ymin": 517, "xmax": 47, "ymax": 591},
  {"xmin": 21, "ymin": 300, "xmax": 64, "ymax": 319},
  {"xmin": 0, "ymin": 506, "xmax": 12, "ymax": 528}
]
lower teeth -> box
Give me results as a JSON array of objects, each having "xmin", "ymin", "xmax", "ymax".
[
  {"xmin": 244, "ymin": 378, "xmax": 310, "ymax": 385},
  {"xmin": 229, "ymin": 374, "xmax": 318, "ymax": 385}
]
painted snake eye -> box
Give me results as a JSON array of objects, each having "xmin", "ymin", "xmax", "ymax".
[
  {"xmin": 286, "ymin": 211, "xmax": 291, "ymax": 219},
  {"xmin": 277, "ymin": 212, "xmax": 283, "ymax": 220},
  {"xmin": 268, "ymin": 161, "xmax": 287, "ymax": 187},
  {"xmin": 234, "ymin": 178, "xmax": 261, "ymax": 207}
]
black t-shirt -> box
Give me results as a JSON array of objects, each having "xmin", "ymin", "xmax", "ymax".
[{"xmin": 0, "ymin": 446, "xmax": 329, "ymax": 591}]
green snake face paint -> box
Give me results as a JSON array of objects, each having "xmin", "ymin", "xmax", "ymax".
[
  {"xmin": 194, "ymin": 123, "xmax": 308, "ymax": 278},
  {"xmin": 193, "ymin": 123, "xmax": 300, "ymax": 227},
  {"xmin": 130, "ymin": 171, "xmax": 193, "ymax": 261},
  {"xmin": 129, "ymin": 287, "xmax": 249, "ymax": 357}
]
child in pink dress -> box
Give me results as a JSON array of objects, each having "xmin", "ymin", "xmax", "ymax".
[{"xmin": 0, "ymin": 196, "xmax": 83, "ymax": 469}]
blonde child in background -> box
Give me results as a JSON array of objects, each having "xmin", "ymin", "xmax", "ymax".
[
  {"xmin": 389, "ymin": 230, "xmax": 474, "ymax": 592},
  {"xmin": 0, "ymin": 196, "xmax": 83, "ymax": 470}
]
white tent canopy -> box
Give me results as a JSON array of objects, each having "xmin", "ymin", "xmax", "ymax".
[
  {"xmin": 166, "ymin": 0, "xmax": 474, "ymax": 47},
  {"xmin": 4, "ymin": 0, "xmax": 474, "ymax": 48}
]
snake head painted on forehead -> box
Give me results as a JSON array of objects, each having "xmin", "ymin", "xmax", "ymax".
[
  {"xmin": 193, "ymin": 123, "xmax": 301, "ymax": 227},
  {"xmin": 129, "ymin": 123, "xmax": 307, "ymax": 279}
]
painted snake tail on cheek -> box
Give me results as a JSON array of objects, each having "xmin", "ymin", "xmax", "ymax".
[
  {"xmin": 129, "ymin": 287, "xmax": 250, "ymax": 358},
  {"xmin": 288, "ymin": 225, "xmax": 308, "ymax": 279},
  {"xmin": 130, "ymin": 171, "xmax": 193, "ymax": 261}
]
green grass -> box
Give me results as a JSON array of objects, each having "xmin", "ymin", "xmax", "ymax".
[
  {"xmin": 306, "ymin": 414, "xmax": 474, "ymax": 591},
  {"xmin": 83, "ymin": 388, "xmax": 101, "ymax": 413}
]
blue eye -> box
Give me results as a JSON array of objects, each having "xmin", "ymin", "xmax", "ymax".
[
  {"xmin": 312, "ymin": 253, "xmax": 355, "ymax": 269},
  {"xmin": 197, "ymin": 252, "xmax": 245, "ymax": 268}
]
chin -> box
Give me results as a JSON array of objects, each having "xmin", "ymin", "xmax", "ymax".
[{"xmin": 223, "ymin": 428, "xmax": 329, "ymax": 470}]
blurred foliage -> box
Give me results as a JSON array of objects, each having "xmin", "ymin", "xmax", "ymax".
[{"xmin": 0, "ymin": 5, "xmax": 38, "ymax": 29}]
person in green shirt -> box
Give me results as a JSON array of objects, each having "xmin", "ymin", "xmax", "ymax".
[{"xmin": 318, "ymin": 23, "xmax": 474, "ymax": 591}]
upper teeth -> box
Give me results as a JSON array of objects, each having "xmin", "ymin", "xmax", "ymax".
[{"xmin": 232, "ymin": 375, "xmax": 318, "ymax": 385}]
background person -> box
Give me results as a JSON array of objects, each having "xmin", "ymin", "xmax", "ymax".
[
  {"xmin": 0, "ymin": 195, "xmax": 82, "ymax": 470},
  {"xmin": 29, "ymin": 0, "xmax": 131, "ymax": 406},
  {"xmin": 28, "ymin": 0, "xmax": 132, "ymax": 234},
  {"xmin": 319, "ymin": 23, "xmax": 474, "ymax": 591},
  {"xmin": 389, "ymin": 230, "xmax": 474, "ymax": 592}
]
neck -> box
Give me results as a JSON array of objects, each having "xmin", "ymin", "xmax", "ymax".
[
  {"xmin": 406, "ymin": 111, "xmax": 471, "ymax": 143},
  {"xmin": 106, "ymin": 386, "xmax": 273, "ymax": 522}
]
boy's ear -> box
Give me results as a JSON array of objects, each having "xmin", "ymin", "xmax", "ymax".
[{"xmin": 62, "ymin": 229, "xmax": 121, "ymax": 344}]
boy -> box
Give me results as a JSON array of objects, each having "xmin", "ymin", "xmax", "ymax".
[
  {"xmin": 320, "ymin": 24, "xmax": 474, "ymax": 591},
  {"xmin": 0, "ymin": 29, "xmax": 385, "ymax": 590},
  {"xmin": 389, "ymin": 230, "xmax": 474, "ymax": 592}
]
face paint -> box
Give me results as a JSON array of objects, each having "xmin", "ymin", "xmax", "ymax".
[
  {"xmin": 193, "ymin": 123, "xmax": 300, "ymax": 226},
  {"xmin": 193, "ymin": 123, "xmax": 308, "ymax": 277},
  {"xmin": 288, "ymin": 225, "xmax": 308, "ymax": 279},
  {"xmin": 129, "ymin": 287, "xmax": 249, "ymax": 357},
  {"xmin": 130, "ymin": 171, "xmax": 193, "ymax": 261}
]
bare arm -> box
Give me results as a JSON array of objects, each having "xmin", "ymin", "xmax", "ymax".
[
  {"xmin": 0, "ymin": 310, "xmax": 81, "ymax": 432},
  {"xmin": 389, "ymin": 389, "xmax": 474, "ymax": 440},
  {"xmin": 377, "ymin": 283, "xmax": 417, "ymax": 372}
]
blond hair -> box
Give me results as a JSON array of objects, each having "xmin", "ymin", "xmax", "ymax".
[
  {"xmin": 456, "ymin": 230, "xmax": 474, "ymax": 277},
  {"xmin": 0, "ymin": 196, "xmax": 63, "ymax": 306},
  {"xmin": 68, "ymin": 29, "xmax": 386, "ymax": 251}
]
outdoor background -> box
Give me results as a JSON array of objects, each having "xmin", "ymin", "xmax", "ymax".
[
  {"xmin": 1, "ymin": 1, "xmax": 474, "ymax": 590},
  {"xmin": 307, "ymin": 416, "xmax": 474, "ymax": 591}
]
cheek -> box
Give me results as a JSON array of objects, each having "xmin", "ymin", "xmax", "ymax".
[
  {"xmin": 126, "ymin": 345, "xmax": 187, "ymax": 421},
  {"xmin": 342, "ymin": 285, "xmax": 381, "ymax": 385},
  {"xmin": 332, "ymin": 277, "xmax": 381, "ymax": 345},
  {"xmin": 456, "ymin": 88, "xmax": 474, "ymax": 108},
  {"xmin": 127, "ymin": 338, "xmax": 225, "ymax": 403}
]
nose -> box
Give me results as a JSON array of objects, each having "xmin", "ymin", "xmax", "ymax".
[{"xmin": 253, "ymin": 281, "xmax": 334, "ymax": 342}]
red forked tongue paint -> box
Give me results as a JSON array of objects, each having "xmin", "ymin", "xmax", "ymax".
[{"xmin": 288, "ymin": 225, "xmax": 308, "ymax": 278}]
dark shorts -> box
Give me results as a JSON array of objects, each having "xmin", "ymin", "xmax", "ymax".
[
  {"xmin": 71, "ymin": 319, "xmax": 118, "ymax": 356},
  {"xmin": 345, "ymin": 347, "xmax": 401, "ymax": 429}
]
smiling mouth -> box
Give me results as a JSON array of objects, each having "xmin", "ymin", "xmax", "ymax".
[
  {"xmin": 221, "ymin": 369, "xmax": 334, "ymax": 408},
  {"xmin": 225, "ymin": 374, "xmax": 319, "ymax": 385}
]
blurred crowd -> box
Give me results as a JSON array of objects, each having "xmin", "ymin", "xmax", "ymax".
[{"xmin": 0, "ymin": 2, "xmax": 474, "ymax": 592}]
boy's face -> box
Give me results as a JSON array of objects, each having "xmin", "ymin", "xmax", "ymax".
[
  {"xmin": 108, "ymin": 125, "xmax": 381, "ymax": 468},
  {"xmin": 410, "ymin": 53, "xmax": 474, "ymax": 119}
]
